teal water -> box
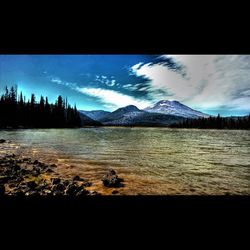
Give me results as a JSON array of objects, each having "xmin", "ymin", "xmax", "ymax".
[{"xmin": 0, "ymin": 128, "xmax": 249, "ymax": 195}]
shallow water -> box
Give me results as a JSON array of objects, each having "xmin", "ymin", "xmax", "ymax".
[{"xmin": 0, "ymin": 127, "xmax": 249, "ymax": 195}]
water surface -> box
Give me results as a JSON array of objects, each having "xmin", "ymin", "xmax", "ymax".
[{"xmin": 0, "ymin": 128, "xmax": 249, "ymax": 195}]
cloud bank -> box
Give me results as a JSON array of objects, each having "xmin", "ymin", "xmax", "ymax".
[{"xmin": 130, "ymin": 55, "xmax": 250, "ymax": 113}]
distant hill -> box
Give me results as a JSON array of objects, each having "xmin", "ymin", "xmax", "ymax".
[
  {"xmin": 99, "ymin": 105, "xmax": 184, "ymax": 126},
  {"xmin": 79, "ymin": 100, "xmax": 212, "ymax": 127},
  {"xmin": 79, "ymin": 110, "xmax": 111, "ymax": 121},
  {"xmin": 79, "ymin": 113, "xmax": 102, "ymax": 126},
  {"xmin": 144, "ymin": 100, "xmax": 210, "ymax": 118}
]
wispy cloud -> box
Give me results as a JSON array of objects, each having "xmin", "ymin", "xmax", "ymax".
[
  {"xmin": 50, "ymin": 77, "xmax": 77, "ymax": 88},
  {"xmin": 51, "ymin": 77, "xmax": 62, "ymax": 84},
  {"xmin": 76, "ymin": 87, "xmax": 151, "ymax": 110},
  {"xmin": 50, "ymin": 75, "xmax": 151, "ymax": 110}
]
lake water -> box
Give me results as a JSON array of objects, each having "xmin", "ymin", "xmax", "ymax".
[{"xmin": 0, "ymin": 128, "xmax": 249, "ymax": 195}]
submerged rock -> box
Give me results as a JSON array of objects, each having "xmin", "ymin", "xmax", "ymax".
[
  {"xmin": 102, "ymin": 169, "xmax": 124, "ymax": 188},
  {"xmin": 83, "ymin": 182, "xmax": 92, "ymax": 187},
  {"xmin": 73, "ymin": 175, "xmax": 85, "ymax": 182},
  {"xmin": 46, "ymin": 168, "xmax": 54, "ymax": 173},
  {"xmin": 0, "ymin": 139, "xmax": 6, "ymax": 143}
]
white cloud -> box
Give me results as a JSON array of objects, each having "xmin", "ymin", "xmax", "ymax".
[
  {"xmin": 50, "ymin": 77, "xmax": 77, "ymax": 88},
  {"xmin": 108, "ymin": 79, "xmax": 116, "ymax": 87},
  {"xmin": 76, "ymin": 87, "xmax": 151, "ymax": 110},
  {"xmin": 95, "ymin": 75, "xmax": 117, "ymax": 87},
  {"xmin": 131, "ymin": 55, "xmax": 250, "ymax": 111},
  {"xmin": 51, "ymin": 77, "xmax": 62, "ymax": 84}
]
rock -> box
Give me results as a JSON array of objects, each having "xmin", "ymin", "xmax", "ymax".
[
  {"xmin": 73, "ymin": 175, "xmax": 85, "ymax": 182},
  {"xmin": 15, "ymin": 176, "xmax": 24, "ymax": 182},
  {"xmin": 20, "ymin": 169, "xmax": 30, "ymax": 176},
  {"xmin": 52, "ymin": 190, "xmax": 64, "ymax": 196},
  {"xmin": 109, "ymin": 169, "xmax": 116, "ymax": 175},
  {"xmin": 0, "ymin": 139, "xmax": 6, "ymax": 143},
  {"xmin": 7, "ymin": 154, "xmax": 15, "ymax": 158},
  {"xmin": 9, "ymin": 183, "xmax": 18, "ymax": 188},
  {"xmin": 25, "ymin": 191, "xmax": 39, "ymax": 196},
  {"xmin": 33, "ymin": 160, "xmax": 39, "ymax": 164},
  {"xmin": 32, "ymin": 172, "xmax": 40, "ymax": 177},
  {"xmin": 76, "ymin": 188, "xmax": 89, "ymax": 196},
  {"xmin": 102, "ymin": 169, "xmax": 124, "ymax": 188},
  {"xmin": 51, "ymin": 178, "xmax": 61, "ymax": 185},
  {"xmin": 26, "ymin": 181, "xmax": 38, "ymax": 189},
  {"xmin": 46, "ymin": 168, "xmax": 54, "ymax": 173},
  {"xmin": 112, "ymin": 190, "xmax": 119, "ymax": 194},
  {"xmin": 50, "ymin": 164, "xmax": 57, "ymax": 168},
  {"xmin": 88, "ymin": 190, "xmax": 101, "ymax": 196},
  {"xmin": 0, "ymin": 185, "xmax": 5, "ymax": 195},
  {"xmin": 65, "ymin": 183, "xmax": 84, "ymax": 195},
  {"xmin": 52, "ymin": 183, "xmax": 65, "ymax": 192},
  {"xmin": 22, "ymin": 158, "xmax": 31, "ymax": 162},
  {"xmin": 63, "ymin": 180, "xmax": 70, "ymax": 186},
  {"xmin": 12, "ymin": 165, "xmax": 21, "ymax": 172},
  {"xmin": 43, "ymin": 189, "xmax": 52, "ymax": 195},
  {"xmin": 83, "ymin": 182, "xmax": 92, "ymax": 187}
]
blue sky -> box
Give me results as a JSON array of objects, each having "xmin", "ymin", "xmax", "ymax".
[{"xmin": 0, "ymin": 55, "xmax": 250, "ymax": 116}]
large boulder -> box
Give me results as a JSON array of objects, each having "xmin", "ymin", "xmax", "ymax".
[
  {"xmin": 65, "ymin": 183, "xmax": 88, "ymax": 196},
  {"xmin": 102, "ymin": 169, "xmax": 124, "ymax": 187}
]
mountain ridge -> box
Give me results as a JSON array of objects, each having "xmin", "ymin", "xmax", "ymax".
[{"xmin": 79, "ymin": 100, "xmax": 211, "ymax": 126}]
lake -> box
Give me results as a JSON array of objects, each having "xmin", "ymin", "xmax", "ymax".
[{"xmin": 0, "ymin": 127, "xmax": 249, "ymax": 195}]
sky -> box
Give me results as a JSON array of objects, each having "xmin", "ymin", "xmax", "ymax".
[{"xmin": 0, "ymin": 54, "xmax": 250, "ymax": 116}]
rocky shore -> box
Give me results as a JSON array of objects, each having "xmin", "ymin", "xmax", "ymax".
[{"xmin": 0, "ymin": 140, "xmax": 124, "ymax": 196}]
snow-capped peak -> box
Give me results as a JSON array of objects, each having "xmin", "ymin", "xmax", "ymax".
[{"xmin": 144, "ymin": 100, "xmax": 209, "ymax": 118}]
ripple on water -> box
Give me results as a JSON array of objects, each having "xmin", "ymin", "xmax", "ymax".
[{"xmin": 0, "ymin": 128, "xmax": 249, "ymax": 195}]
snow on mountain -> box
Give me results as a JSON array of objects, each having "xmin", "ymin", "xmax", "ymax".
[
  {"xmin": 99, "ymin": 105, "xmax": 184, "ymax": 126},
  {"xmin": 144, "ymin": 100, "xmax": 210, "ymax": 118}
]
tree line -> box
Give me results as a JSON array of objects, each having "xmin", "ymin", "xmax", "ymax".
[
  {"xmin": 0, "ymin": 85, "xmax": 81, "ymax": 128},
  {"xmin": 170, "ymin": 114, "xmax": 250, "ymax": 129}
]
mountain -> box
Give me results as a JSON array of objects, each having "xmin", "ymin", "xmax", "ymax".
[
  {"xmin": 79, "ymin": 110, "xmax": 111, "ymax": 121},
  {"xmin": 99, "ymin": 105, "xmax": 142, "ymax": 123},
  {"xmin": 99, "ymin": 105, "xmax": 184, "ymax": 126},
  {"xmin": 144, "ymin": 100, "xmax": 210, "ymax": 118},
  {"xmin": 79, "ymin": 113, "xmax": 102, "ymax": 126},
  {"xmin": 79, "ymin": 101, "xmax": 210, "ymax": 127}
]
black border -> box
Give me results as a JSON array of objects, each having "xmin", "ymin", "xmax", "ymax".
[{"xmin": 1, "ymin": 22, "xmax": 250, "ymax": 239}]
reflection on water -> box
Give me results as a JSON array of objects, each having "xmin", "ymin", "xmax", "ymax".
[{"xmin": 0, "ymin": 127, "xmax": 249, "ymax": 195}]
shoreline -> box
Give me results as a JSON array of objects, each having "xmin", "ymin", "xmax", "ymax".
[
  {"xmin": 0, "ymin": 126, "xmax": 249, "ymax": 130},
  {"xmin": 0, "ymin": 141, "xmax": 125, "ymax": 196}
]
